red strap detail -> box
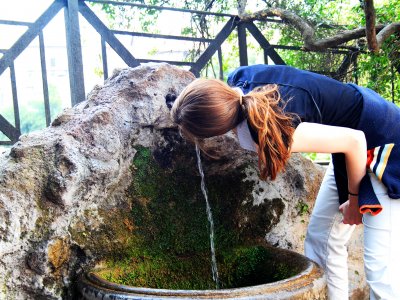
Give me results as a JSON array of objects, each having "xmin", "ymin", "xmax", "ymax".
[{"xmin": 366, "ymin": 148, "xmax": 375, "ymax": 169}]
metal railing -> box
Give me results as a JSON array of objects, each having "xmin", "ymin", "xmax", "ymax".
[{"xmin": 0, "ymin": 0, "xmax": 358, "ymax": 146}]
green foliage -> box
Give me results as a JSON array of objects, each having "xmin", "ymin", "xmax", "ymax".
[
  {"xmin": 92, "ymin": 0, "xmax": 399, "ymax": 103},
  {"xmin": 296, "ymin": 201, "xmax": 309, "ymax": 216},
  {"xmin": 355, "ymin": 40, "xmax": 399, "ymax": 102},
  {"xmin": 260, "ymin": 1, "xmax": 399, "ymax": 104},
  {"xmin": 301, "ymin": 152, "xmax": 331, "ymax": 162},
  {"xmin": 302, "ymin": 152, "xmax": 318, "ymax": 161}
]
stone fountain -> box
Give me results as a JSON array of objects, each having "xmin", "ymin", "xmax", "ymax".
[{"xmin": 0, "ymin": 63, "xmax": 365, "ymax": 299}]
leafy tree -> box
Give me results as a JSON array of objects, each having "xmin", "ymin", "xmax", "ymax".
[
  {"xmin": 93, "ymin": 0, "xmax": 399, "ymax": 103},
  {"xmin": 240, "ymin": 0, "xmax": 399, "ymax": 101}
]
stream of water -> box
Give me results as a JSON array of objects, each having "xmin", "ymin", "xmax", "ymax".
[{"xmin": 195, "ymin": 144, "xmax": 220, "ymax": 289}]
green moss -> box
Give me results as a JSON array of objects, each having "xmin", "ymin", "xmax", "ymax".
[
  {"xmin": 129, "ymin": 146, "xmax": 210, "ymax": 255},
  {"xmin": 97, "ymin": 245, "xmax": 302, "ymax": 289},
  {"xmin": 127, "ymin": 145, "xmax": 260, "ymax": 253},
  {"xmin": 98, "ymin": 251, "xmax": 215, "ymax": 289},
  {"xmin": 94, "ymin": 143, "xmax": 301, "ymax": 290}
]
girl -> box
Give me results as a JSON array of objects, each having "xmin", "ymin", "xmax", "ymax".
[{"xmin": 170, "ymin": 64, "xmax": 400, "ymax": 299}]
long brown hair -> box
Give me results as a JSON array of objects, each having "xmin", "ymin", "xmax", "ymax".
[
  {"xmin": 171, "ymin": 78, "xmax": 295, "ymax": 180},
  {"xmin": 245, "ymin": 85, "xmax": 295, "ymax": 180}
]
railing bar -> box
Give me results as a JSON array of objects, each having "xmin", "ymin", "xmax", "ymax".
[
  {"xmin": 137, "ymin": 59, "xmax": 194, "ymax": 66},
  {"xmin": 39, "ymin": 31, "xmax": 51, "ymax": 126},
  {"xmin": 65, "ymin": 0, "xmax": 86, "ymax": 106},
  {"xmin": 79, "ymin": 1, "xmax": 140, "ymax": 68},
  {"xmin": 0, "ymin": 141, "xmax": 13, "ymax": 146},
  {"xmin": 0, "ymin": 20, "xmax": 33, "ymax": 26},
  {"xmin": 0, "ymin": 49, "xmax": 7, "ymax": 53},
  {"xmin": 190, "ymin": 16, "xmax": 238, "ymax": 76},
  {"xmin": 245, "ymin": 22, "xmax": 285, "ymax": 65},
  {"xmin": 0, "ymin": 114, "xmax": 19, "ymax": 142},
  {"xmin": 101, "ymin": 38, "xmax": 108, "ymax": 80},
  {"xmin": 271, "ymin": 44, "xmax": 349, "ymax": 54},
  {"xmin": 10, "ymin": 62, "xmax": 21, "ymax": 135},
  {"xmin": 263, "ymin": 48, "xmax": 269, "ymax": 64},
  {"xmin": 111, "ymin": 30, "xmax": 214, "ymax": 42},
  {"xmin": 237, "ymin": 22, "xmax": 248, "ymax": 66},
  {"xmin": 86, "ymin": 0, "xmax": 348, "ymax": 29},
  {"xmin": 217, "ymin": 47, "xmax": 223, "ymax": 80},
  {"xmin": 0, "ymin": 0, "xmax": 64, "ymax": 77},
  {"xmin": 86, "ymin": 0, "xmax": 235, "ymax": 17}
]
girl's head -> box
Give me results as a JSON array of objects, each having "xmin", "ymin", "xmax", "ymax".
[
  {"xmin": 171, "ymin": 78, "xmax": 244, "ymax": 140},
  {"xmin": 171, "ymin": 78, "xmax": 295, "ymax": 180}
]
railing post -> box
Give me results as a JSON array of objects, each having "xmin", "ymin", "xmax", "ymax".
[
  {"xmin": 264, "ymin": 50, "xmax": 269, "ymax": 65},
  {"xmin": 64, "ymin": 0, "xmax": 85, "ymax": 106},
  {"xmin": 217, "ymin": 47, "xmax": 223, "ymax": 80},
  {"xmin": 190, "ymin": 16, "xmax": 237, "ymax": 77},
  {"xmin": 237, "ymin": 22, "xmax": 248, "ymax": 66},
  {"xmin": 245, "ymin": 22, "xmax": 285, "ymax": 65},
  {"xmin": 10, "ymin": 62, "xmax": 21, "ymax": 137},
  {"xmin": 39, "ymin": 31, "xmax": 51, "ymax": 126},
  {"xmin": 101, "ymin": 38, "xmax": 108, "ymax": 80}
]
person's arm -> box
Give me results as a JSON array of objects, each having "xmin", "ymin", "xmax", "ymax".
[{"xmin": 291, "ymin": 122, "xmax": 367, "ymax": 225}]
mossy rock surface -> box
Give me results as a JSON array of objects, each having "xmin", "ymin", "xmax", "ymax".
[
  {"xmin": 98, "ymin": 143, "xmax": 297, "ymax": 290},
  {"xmin": 97, "ymin": 245, "xmax": 304, "ymax": 290}
]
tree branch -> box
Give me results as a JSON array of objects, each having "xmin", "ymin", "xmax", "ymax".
[
  {"xmin": 240, "ymin": 7, "xmax": 388, "ymax": 51},
  {"xmin": 377, "ymin": 23, "xmax": 400, "ymax": 48},
  {"xmin": 364, "ymin": 0, "xmax": 379, "ymax": 53}
]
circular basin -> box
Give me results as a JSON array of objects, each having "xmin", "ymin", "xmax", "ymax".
[{"xmin": 77, "ymin": 246, "xmax": 326, "ymax": 299}]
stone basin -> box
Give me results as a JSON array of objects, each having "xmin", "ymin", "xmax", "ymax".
[{"xmin": 77, "ymin": 245, "xmax": 326, "ymax": 299}]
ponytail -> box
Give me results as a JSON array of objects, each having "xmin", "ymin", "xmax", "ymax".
[{"xmin": 243, "ymin": 85, "xmax": 295, "ymax": 180}]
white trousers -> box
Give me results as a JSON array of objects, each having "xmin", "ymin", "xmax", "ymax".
[{"xmin": 305, "ymin": 163, "xmax": 400, "ymax": 300}]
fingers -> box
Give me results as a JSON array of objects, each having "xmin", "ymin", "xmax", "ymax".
[
  {"xmin": 339, "ymin": 200, "xmax": 362, "ymax": 225},
  {"xmin": 342, "ymin": 218, "xmax": 362, "ymax": 225},
  {"xmin": 342, "ymin": 213, "xmax": 363, "ymax": 225}
]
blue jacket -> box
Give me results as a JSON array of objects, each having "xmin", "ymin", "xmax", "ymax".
[{"xmin": 228, "ymin": 64, "xmax": 400, "ymax": 215}]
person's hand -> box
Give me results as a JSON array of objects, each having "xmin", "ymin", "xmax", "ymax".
[{"xmin": 339, "ymin": 198, "xmax": 363, "ymax": 225}]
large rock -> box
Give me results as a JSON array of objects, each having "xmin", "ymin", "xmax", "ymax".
[{"xmin": 0, "ymin": 63, "xmax": 365, "ymax": 299}]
